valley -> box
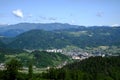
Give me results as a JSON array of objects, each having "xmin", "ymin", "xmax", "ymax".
[
  {"xmin": 0, "ymin": 23, "xmax": 120, "ymax": 66},
  {"xmin": 1, "ymin": 0, "xmax": 120, "ymax": 79}
]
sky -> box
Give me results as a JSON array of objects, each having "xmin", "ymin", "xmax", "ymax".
[{"xmin": 0, "ymin": 0, "xmax": 120, "ymax": 26}]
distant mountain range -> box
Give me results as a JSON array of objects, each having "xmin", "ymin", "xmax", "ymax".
[
  {"xmin": 1, "ymin": 23, "xmax": 118, "ymax": 37},
  {"xmin": 0, "ymin": 23, "xmax": 81, "ymax": 37},
  {"xmin": 0, "ymin": 23, "xmax": 120, "ymax": 49}
]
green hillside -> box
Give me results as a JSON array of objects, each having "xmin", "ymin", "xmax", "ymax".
[
  {"xmin": 58, "ymin": 27, "xmax": 120, "ymax": 48},
  {"xmin": 0, "ymin": 40, "xmax": 6, "ymax": 48},
  {"xmin": 7, "ymin": 27, "xmax": 120, "ymax": 49},
  {"xmin": 31, "ymin": 50, "xmax": 70, "ymax": 67},
  {"xmin": 0, "ymin": 49, "xmax": 70, "ymax": 68},
  {"xmin": 44, "ymin": 56, "xmax": 120, "ymax": 80},
  {"xmin": 8, "ymin": 30, "xmax": 71, "ymax": 49}
]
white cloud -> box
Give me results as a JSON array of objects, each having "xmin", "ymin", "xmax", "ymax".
[
  {"xmin": 27, "ymin": 14, "xmax": 33, "ymax": 18},
  {"xmin": 0, "ymin": 14, "xmax": 5, "ymax": 18},
  {"xmin": 39, "ymin": 16, "xmax": 47, "ymax": 20},
  {"xmin": 111, "ymin": 24, "xmax": 120, "ymax": 27},
  {"xmin": 0, "ymin": 23, "xmax": 9, "ymax": 26},
  {"xmin": 12, "ymin": 9, "xmax": 23, "ymax": 18},
  {"xmin": 96, "ymin": 11, "xmax": 103, "ymax": 17},
  {"xmin": 39, "ymin": 16, "xmax": 57, "ymax": 21},
  {"xmin": 71, "ymin": 20, "xmax": 75, "ymax": 24},
  {"xmin": 48, "ymin": 17, "xmax": 57, "ymax": 21}
]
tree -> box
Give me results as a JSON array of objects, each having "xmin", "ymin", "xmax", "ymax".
[
  {"xmin": 28, "ymin": 60, "xmax": 33, "ymax": 80},
  {"xmin": 5, "ymin": 58, "xmax": 22, "ymax": 80}
]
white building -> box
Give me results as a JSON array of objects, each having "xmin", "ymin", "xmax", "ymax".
[
  {"xmin": 72, "ymin": 56, "xmax": 80, "ymax": 59},
  {"xmin": 46, "ymin": 49, "xmax": 63, "ymax": 53},
  {"xmin": 0, "ymin": 63, "xmax": 5, "ymax": 70}
]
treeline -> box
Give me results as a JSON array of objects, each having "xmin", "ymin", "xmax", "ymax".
[
  {"xmin": 42, "ymin": 56, "xmax": 120, "ymax": 80},
  {"xmin": 0, "ymin": 56, "xmax": 120, "ymax": 80}
]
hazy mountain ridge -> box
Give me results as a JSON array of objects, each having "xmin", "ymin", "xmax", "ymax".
[
  {"xmin": 0, "ymin": 23, "xmax": 81, "ymax": 37},
  {"xmin": 1, "ymin": 22, "xmax": 119, "ymax": 37}
]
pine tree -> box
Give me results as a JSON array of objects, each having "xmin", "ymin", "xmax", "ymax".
[
  {"xmin": 5, "ymin": 58, "xmax": 22, "ymax": 80},
  {"xmin": 28, "ymin": 60, "xmax": 33, "ymax": 80}
]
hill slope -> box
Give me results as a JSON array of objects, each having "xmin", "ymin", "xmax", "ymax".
[
  {"xmin": 8, "ymin": 30, "xmax": 71, "ymax": 49},
  {"xmin": 8, "ymin": 27, "xmax": 120, "ymax": 49},
  {"xmin": 44, "ymin": 56, "xmax": 120, "ymax": 80},
  {"xmin": 0, "ymin": 40, "xmax": 6, "ymax": 48},
  {"xmin": 31, "ymin": 50, "xmax": 70, "ymax": 67},
  {"xmin": 0, "ymin": 49, "xmax": 70, "ymax": 68},
  {"xmin": 59, "ymin": 27, "xmax": 120, "ymax": 48}
]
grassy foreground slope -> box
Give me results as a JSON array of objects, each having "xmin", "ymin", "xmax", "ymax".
[{"xmin": 0, "ymin": 49, "xmax": 70, "ymax": 68}]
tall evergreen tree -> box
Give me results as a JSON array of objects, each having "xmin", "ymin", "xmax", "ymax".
[
  {"xmin": 5, "ymin": 58, "xmax": 22, "ymax": 80},
  {"xmin": 28, "ymin": 60, "xmax": 33, "ymax": 80}
]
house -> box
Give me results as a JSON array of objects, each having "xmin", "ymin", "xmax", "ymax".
[
  {"xmin": 0, "ymin": 63, "xmax": 5, "ymax": 70},
  {"xmin": 46, "ymin": 49, "xmax": 63, "ymax": 53},
  {"xmin": 72, "ymin": 56, "xmax": 80, "ymax": 59}
]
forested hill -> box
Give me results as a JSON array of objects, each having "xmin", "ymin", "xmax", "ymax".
[
  {"xmin": 7, "ymin": 27, "xmax": 120, "ymax": 49},
  {"xmin": 0, "ymin": 40, "xmax": 6, "ymax": 48},
  {"xmin": 64, "ymin": 56, "xmax": 120, "ymax": 72},
  {"xmin": 8, "ymin": 30, "xmax": 72, "ymax": 49},
  {"xmin": 0, "ymin": 49, "xmax": 70, "ymax": 68},
  {"xmin": 45, "ymin": 56, "xmax": 120, "ymax": 80}
]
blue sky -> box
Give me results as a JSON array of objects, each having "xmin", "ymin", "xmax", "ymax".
[{"xmin": 0, "ymin": 0, "xmax": 120, "ymax": 26}]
